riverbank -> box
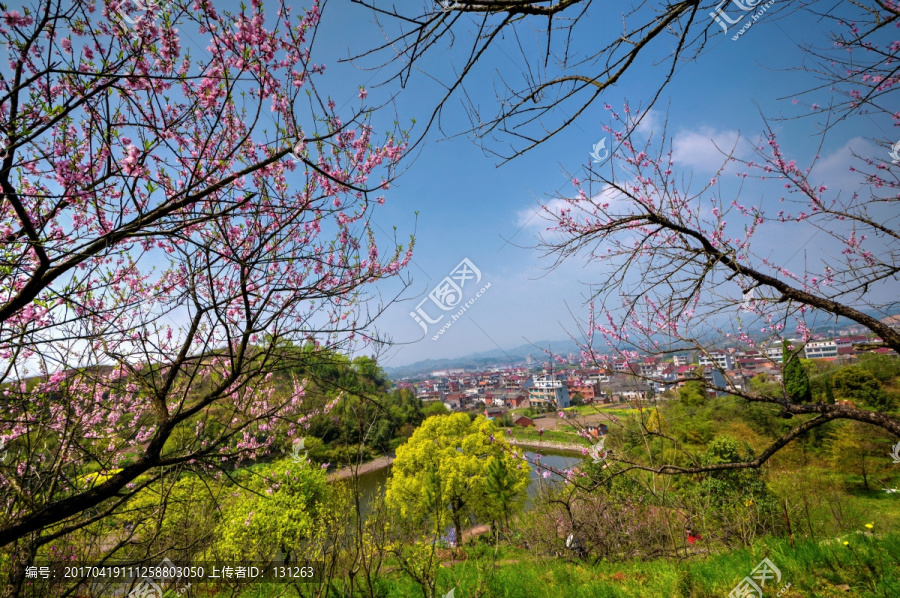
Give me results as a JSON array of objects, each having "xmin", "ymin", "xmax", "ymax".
[
  {"xmin": 506, "ymin": 438, "xmax": 585, "ymax": 454},
  {"xmin": 325, "ymin": 440, "xmax": 584, "ymax": 482},
  {"xmin": 327, "ymin": 454, "xmax": 394, "ymax": 481}
]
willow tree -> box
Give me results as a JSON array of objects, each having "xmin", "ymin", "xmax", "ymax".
[{"xmin": 386, "ymin": 413, "xmax": 529, "ymax": 546}]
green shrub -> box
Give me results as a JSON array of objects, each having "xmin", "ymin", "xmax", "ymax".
[{"xmin": 832, "ymin": 367, "xmax": 895, "ymax": 410}]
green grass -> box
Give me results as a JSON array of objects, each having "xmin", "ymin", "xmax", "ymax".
[
  {"xmin": 564, "ymin": 404, "xmax": 642, "ymax": 417},
  {"xmin": 221, "ymin": 533, "xmax": 900, "ymax": 597},
  {"xmin": 389, "ymin": 533, "xmax": 900, "ymax": 597},
  {"xmin": 509, "ymin": 427, "xmax": 579, "ymax": 445}
]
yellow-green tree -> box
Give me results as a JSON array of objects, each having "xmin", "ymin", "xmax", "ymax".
[
  {"xmin": 386, "ymin": 413, "xmax": 529, "ymax": 545},
  {"xmin": 645, "ymin": 408, "xmax": 664, "ymax": 433},
  {"xmin": 209, "ymin": 460, "xmax": 331, "ymax": 563}
]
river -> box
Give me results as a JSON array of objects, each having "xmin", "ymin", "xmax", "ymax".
[{"xmin": 341, "ymin": 448, "xmax": 583, "ymax": 518}]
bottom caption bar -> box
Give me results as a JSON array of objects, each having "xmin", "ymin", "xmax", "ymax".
[{"xmin": 26, "ymin": 560, "xmax": 325, "ymax": 584}]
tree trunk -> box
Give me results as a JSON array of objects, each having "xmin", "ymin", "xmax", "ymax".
[
  {"xmin": 451, "ymin": 500, "xmax": 463, "ymax": 549},
  {"xmin": 2, "ymin": 538, "xmax": 36, "ymax": 598}
]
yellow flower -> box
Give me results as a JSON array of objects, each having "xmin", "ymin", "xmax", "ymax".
[
  {"xmin": 843, "ymin": 541, "xmax": 850, "ymax": 546},
  {"xmin": 864, "ymin": 523, "xmax": 874, "ymax": 529}
]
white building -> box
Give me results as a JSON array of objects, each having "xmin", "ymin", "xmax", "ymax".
[
  {"xmin": 763, "ymin": 339, "xmax": 809, "ymax": 362},
  {"xmin": 836, "ymin": 336, "xmax": 868, "ymax": 348},
  {"xmin": 805, "ymin": 340, "xmax": 837, "ymax": 359},
  {"xmin": 762, "ymin": 343, "xmax": 784, "ymax": 363},
  {"xmin": 673, "ymin": 354, "xmax": 692, "ymax": 367},
  {"xmin": 528, "ymin": 375, "xmax": 571, "ymax": 408},
  {"xmin": 585, "ymin": 371, "xmax": 610, "ymax": 384},
  {"xmin": 698, "ymin": 351, "xmax": 734, "ymax": 370}
]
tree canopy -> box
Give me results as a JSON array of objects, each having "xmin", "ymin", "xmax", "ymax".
[
  {"xmin": 386, "ymin": 413, "xmax": 530, "ymax": 545},
  {"xmin": 0, "ymin": 1, "xmax": 412, "ymax": 591}
]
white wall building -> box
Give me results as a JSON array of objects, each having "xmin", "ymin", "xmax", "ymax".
[
  {"xmin": 762, "ymin": 343, "xmax": 784, "ymax": 363},
  {"xmin": 673, "ymin": 354, "xmax": 692, "ymax": 367},
  {"xmin": 698, "ymin": 351, "xmax": 734, "ymax": 370},
  {"xmin": 528, "ymin": 375, "xmax": 571, "ymax": 408},
  {"xmin": 805, "ymin": 340, "xmax": 837, "ymax": 359},
  {"xmin": 586, "ymin": 372, "xmax": 610, "ymax": 384}
]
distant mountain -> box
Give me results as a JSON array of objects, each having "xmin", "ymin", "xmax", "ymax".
[
  {"xmin": 383, "ymin": 339, "xmax": 583, "ymax": 379},
  {"xmin": 382, "ymin": 305, "xmax": 900, "ymax": 379}
]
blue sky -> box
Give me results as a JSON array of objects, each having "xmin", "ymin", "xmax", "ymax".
[
  {"xmin": 297, "ymin": 1, "xmax": 900, "ymax": 367},
  {"xmin": 7, "ymin": 0, "xmax": 896, "ymax": 378},
  {"xmin": 88, "ymin": 0, "xmax": 892, "ymax": 369}
]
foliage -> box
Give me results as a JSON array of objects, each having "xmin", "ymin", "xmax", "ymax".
[
  {"xmin": 832, "ymin": 367, "xmax": 895, "ymax": 411},
  {"xmin": 0, "ymin": 2, "xmax": 412, "ymax": 590},
  {"xmin": 856, "ymin": 354, "xmax": 900, "ymax": 382},
  {"xmin": 422, "ymin": 401, "xmax": 450, "ymax": 418},
  {"xmin": 784, "ymin": 342, "xmax": 813, "ymax": 404},
  {"xmin": 270, "ymin": 348, "xmax": 426, "ymax": 465},
  {"xmin": 644, "ymin": 408, "xmax": 663, "ymax": 433},
  {"xmin": 123, "ymin": 472, "xmax": 220, "ymax": 562},
  {"xmin": 678, "ymin": 380, "xmax": 706, "ymax": 407},
  {"xmin": 695, "ymin": 436, "xmax": 780, "ymax": 543},
  {"xmin": 209, "ymin": 460, "xmax": 330, "ymax": 563},
  {"xmin": 519, "ymin": 482, "xmax": 679, "ymax": 562},
  {"xmin": 699, "ymin": 437, "xmax": 769, "ymax": 501},
  {"xmin": 386, "ymin": 413, "xmax": 529, "ymax": 545},
  {"xmin": 828, "ymin": 421, "xmax": 895, "ymax": 491},
  {"xmin": 306, "ymin": 388, "xmax": 424, "ymax": 461},
  {"xmin": 296, "ymin": 349, "xmax": 392, "ymax": 399},
  {"xmin": 483, "ymin": 456, "xmax": 521, "ymax": 533}
]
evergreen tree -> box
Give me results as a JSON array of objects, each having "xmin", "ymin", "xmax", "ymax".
[
  {"xmin": 783, "ymin": 341, "xmax": 812, "ymax": 403},
  {"xmin": 483, "ymin": 457, "xmax": 518, "ymax": 533},
  {"xmin": 824, "ymin": 380, "xmax": 836, "ymax": 404}
]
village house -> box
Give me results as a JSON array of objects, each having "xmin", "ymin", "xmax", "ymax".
[
  {"xmin": 444, "ymin": 393, "xmax": 466, "ymax": 410},
  {"xmin": 483, "ymin": 405, "xmax": 506, "ymax": 420},
  {"xmin": 528, "ymin": 374, "xmax": 571, "ymax": 408},
  {"xmin": 567, "ymin": 381, "xmax": 601, "ymax": 403}
]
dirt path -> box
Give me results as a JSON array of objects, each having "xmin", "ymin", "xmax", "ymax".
[
  {"xmin": 462, "ymin": 524, "xmax": 490, "ymax": 542},
  {"xmin": 327, "ymin": 454, "xmax": 394, "ymax": 481},
  {"xmin": 530, "ymin": 410, "xmax": 620, "ymax": 431}
]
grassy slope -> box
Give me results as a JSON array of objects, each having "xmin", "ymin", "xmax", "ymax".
[
  {"xmin": 230, "ymin": 533, "xmax": 899, "ymax": 597},
  {"xmin": 376, "ymin": 533, "xmax": 900, "ymax": 597}
]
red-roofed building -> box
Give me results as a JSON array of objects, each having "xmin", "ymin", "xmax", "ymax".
[
  {"xmin": 871, "ymin": 347, "xmax": 897, "ymax": 355},
  {"xmin": 675, "ymin": 365, "xmax": 695, "ymax": 380},
  {"xmin": 836, "ymin": 336, "xmax": 869, "ymax": 347},
  {"xmin": 737, "ymin": 358, "xmax": 768, "ymax": 371},
  {"xmin": 514, "ymin": 416, "xmax": 535, "ymax": 427}
]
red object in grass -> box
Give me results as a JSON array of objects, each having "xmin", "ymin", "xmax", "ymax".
[{"xmin": 687, "ymin": 534, "xmax": 701, "ymax": 544}]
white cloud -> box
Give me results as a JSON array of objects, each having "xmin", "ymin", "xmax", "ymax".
[
  {"xmin": 672, "ymin": 126, "xmax": 746, "ymax": 171},
  {"xmin": 634, "ymin": 108, "xmax": 665, "ymax": 138},
  {"xmin": 514, "ymin": 197, "xmax": 574, "ymax": 228},
  {"xmin": 514, "ymin": 184, "xmax": 628, "ymax": 229},
  {"xmin": 809, "ymin": 136, "xmax": 875, "ymax": 192}
]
